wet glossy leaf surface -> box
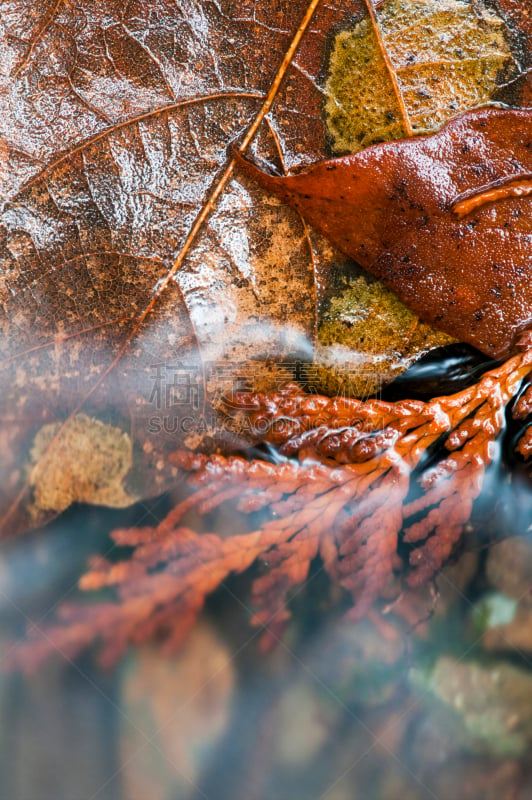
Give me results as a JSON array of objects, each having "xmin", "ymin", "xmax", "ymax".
[
  {"xmin": 1, "ymin": 0, "xmax": 532, "ymax": 534},
  {"xmin": 237, "ymin": 108, "xmax": 532, "ymax": 360},
  {"xmin": 2, "ymin": 3, "xmax": 532, "ymax": 800},
  {"xmin": 0, "ymin": 0, "xmax": 349, "ymax": 533}
]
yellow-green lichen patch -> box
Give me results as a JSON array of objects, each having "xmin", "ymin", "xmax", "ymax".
[
  {"xmin": 315, "ymin": 277, "xmax": 454, "ymax": 397},
  {"xmin": 326, "ymin": 0, "xmax": 516, "ymax": 154},
  {"xmin": 29, "ymin": 414, "xmax": 137, "ymax": 516}
]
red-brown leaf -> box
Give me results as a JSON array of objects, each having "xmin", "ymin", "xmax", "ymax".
[{"xmin": 235, "ymin": 108, "xmax": 532, "ymax": 361}]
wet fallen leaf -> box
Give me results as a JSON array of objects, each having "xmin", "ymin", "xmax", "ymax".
[
  {"xmin": 0, "ymin": 0, "xmax": 339, "ymax": 534},
  {"xmin": 236, "ymin": 107, "xmax": 532, "ymax": 359},
  {"xmin": 314, "ymin": 275, "xmax": 455, "ymax": 397},
  {"xmin": 0, "ymin": 0, "xmax": 531, "ymax": 537}
]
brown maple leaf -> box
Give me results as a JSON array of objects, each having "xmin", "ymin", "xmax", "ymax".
[{"xmin": 0, "ymin": 0, "xmax": 338, "ymax": 535}]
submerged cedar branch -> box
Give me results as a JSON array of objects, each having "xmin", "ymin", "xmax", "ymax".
[{"xmin": 7, "ymin": 349, "xmax": 532, "ymax": 669}]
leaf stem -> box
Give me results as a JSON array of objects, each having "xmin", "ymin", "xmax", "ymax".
[
  {"xmin": 362, "ymin": 0, "xmax": 413, "ymax": 137},
  {"xmin": 169, "ymin": 0, "xmax": 323, "ymax": 277}
]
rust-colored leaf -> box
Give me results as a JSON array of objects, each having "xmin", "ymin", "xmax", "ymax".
[{"xmin": 235, "ymin": 108, "xmax": 532, "ymax": 360}]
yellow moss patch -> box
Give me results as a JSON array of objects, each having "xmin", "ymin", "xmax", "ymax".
[
  {"xmin": 315, "ymin": 277, "xmax": 454, "ymax": 397},
  {"xmin": 29, "ymin": 414, "xmax": 137, "ymax": 516}
]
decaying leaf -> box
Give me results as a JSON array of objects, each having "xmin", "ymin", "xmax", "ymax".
[
  {"xmin": 326, "ymin": 0, "xmax": 517, "ymax": 153},
  {"xmin": 0, "ymin": 0, "xmax": 334, "ymax": 534},
  {"xmin": 314, "ymin": 275, "xmax": 455, "ymax": 397}
]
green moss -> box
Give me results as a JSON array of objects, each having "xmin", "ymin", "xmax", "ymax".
[{"xmin": 326, "ymin": 20, "xmax": 406, "ymax": 153}]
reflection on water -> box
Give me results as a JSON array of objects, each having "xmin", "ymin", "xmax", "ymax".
[{"xmin": 1, "ymin": 345, "xmax": 532, "ymax": 800}]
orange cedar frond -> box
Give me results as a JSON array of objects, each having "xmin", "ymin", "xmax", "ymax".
[{"xmin": 6, "ymin": 350, "xmax": 532, "ymax": 670}]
